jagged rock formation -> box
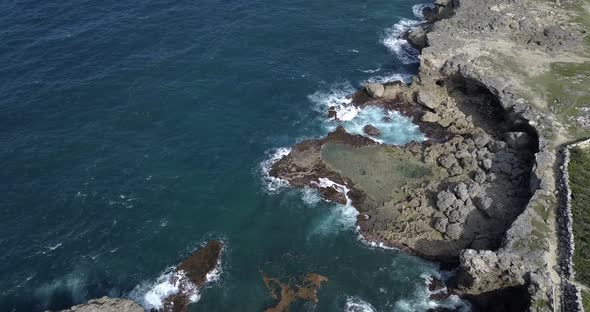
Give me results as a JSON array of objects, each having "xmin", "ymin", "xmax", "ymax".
[
  {"xmin": 161, "ymin": 240, "xmax": 223, "ymax": 312},
  {"xmin": 270, "ymin": 0, "xmax": 590, "ymax": 310},
  {"xmin": 60, "ymin": 297, "xmax": 144, "ymax": 312}
]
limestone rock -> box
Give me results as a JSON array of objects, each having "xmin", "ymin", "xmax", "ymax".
[
  {"xmin": 434, "ymin": 217, "xmax": 449, "ymax": 233},
  {"xmin": 61, "ymin": 297, "xmax": 144, "ymax": 312},
  {"xmin": 422, "ymin": 111, "xmax": 441, "ymax": 123},
  {"xmin": 453, "ymin": 182, "xmax": 470, "ymax": 201},
  {"xmin": 448, "ymin": 163, "xmax": 463, "ymax": 176},
  {"xmin": 436, "ymin": 190, "xmax": 457, "ymax": 211},
  {"xmin": 438, "ymin": 154, "xmax": 458, "ymax": 169},
  {"xmin": 474, "ymin": 196, "xmax": 493, "ymax": 214},
  {"xmin": 408, "ymin": 25, "xmax": 428, "ymax": 49},
  {"xmin": 364, "ymin": 83, "xmax": 385, "ymax": 98},
  {"xmin": 416, "ymin": 90, "xmax": 441, "ymax": 110},
  {"xmin": 473, "ymin": 131, "xmax": 490, "ymax": 148},
  {"xmin": 446, "ymin": 223, "xmax": 463, "ymax": 240}
]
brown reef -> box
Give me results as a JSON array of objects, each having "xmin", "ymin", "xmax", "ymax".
[
  {"xmin": 261, "ymin": 272, "xmax": 328, "ymax": 312},
  {"xmin": 159, "ymin": 240, "xmax": 223, "ymax": 312}
]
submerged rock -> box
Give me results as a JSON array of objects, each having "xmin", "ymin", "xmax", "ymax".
[
  {"xmin": 363, "ymin": 124, "xmax": 381, "ymax": 137},
  {"xmin": 261, "ymin": 272, "xmax": 328, "ymax": 312}
]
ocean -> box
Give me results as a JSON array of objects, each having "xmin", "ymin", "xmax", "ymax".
[{"xmin": 0, "ymin": 0, "xmax": 467, "ymax": 310}]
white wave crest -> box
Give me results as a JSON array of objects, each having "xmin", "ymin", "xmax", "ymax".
[
  {"xmin": 140, "ymin": 269, "xmax": 200, "ymax": 310},
  {"xmin": 356, "ymin": 231, "xmax": 398, "ymax": 251},
  {"xmin": 394, "ymin": 274, "xmax": 472, "ymax": 312},
  {"xmin": 363, "ymin": 72, "xmax": 413, "ymax": 84},
  {"xmin": 260, "ymin": 147, "xmax": 292, "ymax": 193},
  {"xmin": 412, "ymin": 3, "xmax": 436, "ymax": 19},
  {"xmin": 131, "ymin": 244, "xmax": 224, "ymax": 310},
  {"xmin": 312, "ymin": 178, "xmax": 352, "ymax": 206},
  {"xmin": 359, "ymin": 67, "xmax": 381, "ymax": 74},
  {"xmin": 324, "ymin": 106, "xmax": 425, "ymax": 145},
  {"xmin": 382, "ymin": 18, "xmax": 421, "ymax": 64},
  {"xmin": 344, "ymin": 296, "xmax": 377, "ymax": 312},
  {"xmin": 308, "ymin": 82, "xmax": 358, "ymax": 121},
  {"xmin": 306, "ymin": 178, "xmax": 360, "ymax": 235}
]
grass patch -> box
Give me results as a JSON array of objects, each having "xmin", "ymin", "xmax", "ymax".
[
  {"xmin": 569, "ymin": 146, "xmax": 590, "ymax": 285},
  {"xmin": 530, "ymin": 62, "xmax": 590, "ymax": 139},
  {"xmin": 582, "ymin": 289, "xmax": 590, "ymax": 311},
  {"xmin": 322, "ymin": 143, "xmax": 441, "ymax": 206}
]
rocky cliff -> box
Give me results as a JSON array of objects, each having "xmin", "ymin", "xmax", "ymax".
[{"xmin": 270, "ymin": 0, "xmax": 590, "ymax": 310}]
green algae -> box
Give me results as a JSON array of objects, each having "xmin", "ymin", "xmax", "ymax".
[{"xmin": 321, "ymin": 143, "xmax": 440, "ymax": 207}]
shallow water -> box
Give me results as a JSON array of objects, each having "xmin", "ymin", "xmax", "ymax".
[{"xmin": 0, "ymin": 0, "xmax": 467, "ymax": 310}]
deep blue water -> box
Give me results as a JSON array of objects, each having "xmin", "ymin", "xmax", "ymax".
[{"xmin": 0, "ymin": 0, "xmax": 465, "ymax": 311}]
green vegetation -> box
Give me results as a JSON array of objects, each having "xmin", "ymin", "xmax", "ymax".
[
  {"xmin": 531, "ymin": 62, "xmax": 590, "ymax": 139},
  {"xmin": 322, "ymin": 143, "xmax": 441, "ymax": 205},
  {"xmin": 569, "ymin": 146, "xmax": 590, "ymax": 285},
  {"xmin": 582, "ymin": 289, "xmax": 590, "ymax": 311}
]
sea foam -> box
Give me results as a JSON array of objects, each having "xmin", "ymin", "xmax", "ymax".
[
  {"xmin": 308, "ymin": 83, "xmax": 424, "ymax": 145},
  {"xmin": 344, "ymin": 296, "xmax": 377, "ymax": 312},
  {"xmin": 260, "ymin": 147, "xmax": 292, "ymax": 193},
  {"xmin": 130, "ymin": 244, "xmax": 224, "ymax": 310},
  {"xmin": 381, "ymin": 3, "xmax": 435, "ymax": 64},
  {"xmin": 382, "ymin": 18, "xmax": 421, "ymax": 64}
]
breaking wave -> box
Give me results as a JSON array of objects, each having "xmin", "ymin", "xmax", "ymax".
[
  {"xmin": 344, "ymin": 296, "xmax": 377, "ymax": 312},
  {"xmin": 308, "ymin": 83, "xmax": 425, "ymax": 145},
  {"xmin": 382, "ymin": 2, "xmax": 435, "ymax": 64},
  {"xmin": 260, "ymin": 147, "xmax": 292, "ymax": 193},
  {"xmin": 129, "ymin": 244, "xmax": 224, "ymax": 310},
  {"xmin": 394, "ymin": 274, "xmax": 471, "ymax": 312}
]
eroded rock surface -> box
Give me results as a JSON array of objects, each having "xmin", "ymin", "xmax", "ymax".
[
  {"xmin": 61, "ymin": 297, "xmax": 144, "ymax": 312},
  {"xmin": 161, "ymin": 240, "xmax": 223, "ymax": 312},
  {"xmin": 270, "ymin": 0, "xmax": 589, "ymax": 309}
]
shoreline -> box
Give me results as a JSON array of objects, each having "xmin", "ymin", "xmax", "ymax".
[
  {"xmin": 269, "ymin": 0, "xmax": 590, "ymax": 310},
  {"xmin": 62, "ymin": 0, "xmax": 590, "ymax": 310}
]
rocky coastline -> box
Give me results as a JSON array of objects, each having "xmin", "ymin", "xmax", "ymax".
[
  {"xmin": 270, "ymin": 0, "xmax": 590, "ymax": 310},
  {"xmin": 59, "ymin": 0, "xmax": 590, "ymax": 310}
]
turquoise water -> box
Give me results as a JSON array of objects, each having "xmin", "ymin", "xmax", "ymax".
[{"xmin": 0, "ymin": 0, "xmax": 466, "ymax": 311}]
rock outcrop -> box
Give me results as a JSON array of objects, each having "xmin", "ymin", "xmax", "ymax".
[
  {"xmin": 270, "ymin": 0, "xmax": 590, "ymax": 309},
  {"xmin": 161, "ymin": 240, "xmax": 223, "ymax": 312},
  {"xmin": 61, "ymin": 297, "xmax": 144, "ymax": 312}
]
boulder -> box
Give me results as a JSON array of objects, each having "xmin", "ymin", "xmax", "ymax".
[
  {"xmin": 446, "ymin": 223, "xmax": 463, "ymax": 240},
  {"xmin": 422, "ymin": 111, "xmax": 441, "ymax": 123},
  {"xmin": 438, "ymin": 154, "xmax": 458, "ymax": 169},
  {"xmin": 475, "ymin": 196, "xmax": 493, "ymax": 211},
  {"xmin": 474, "ymin": 169, "xmax": 487, "ymax": 184},
  {"xmin": 363, "ymin": 125, "xmax": 381, "ymax": 137},
  {"xmin": 327, "ymin": 107, "xmax": 337, "ymax": 120},
  {"xmin": 482, "ymin": 158, "xmax": 493, "ymax": 170},
  {"xmin": 448, "ymin": 163, "xmax": 463, "ymax": 176},
  {"xmin": 473, "ymin": 131, "xmax": 490, "ymax": 148},
  {"xmin": 422, "ymin": 6, "xmax": 437, "ymax": 22},
  {"xmin": 448, "ymin": 210, "xmax": 460, "ymax": 223},
  {"xmin": 434, "ymin": 217, "xmax": 449, "ymax": 233},
  {"xmin": 453, "ymin": 182, "xmax": 470, "ymax": 201},
  {"xmin": 436, "ymin": 190, "xmax": 457, "ymax": 211},
  {"xmin": 408, "ymin": 26, "xmax": 428, "ymax": 49},
  {"xmin": 364, "ymin": 83, "xmax": 385, "ymax": 98},
  {"xmin": 416, "ymin": 90, "xmax": 441, "ymax": 110},
  {"xmin": 488, "ymin": 140, "xmax": 507, "ymax": 152}
]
